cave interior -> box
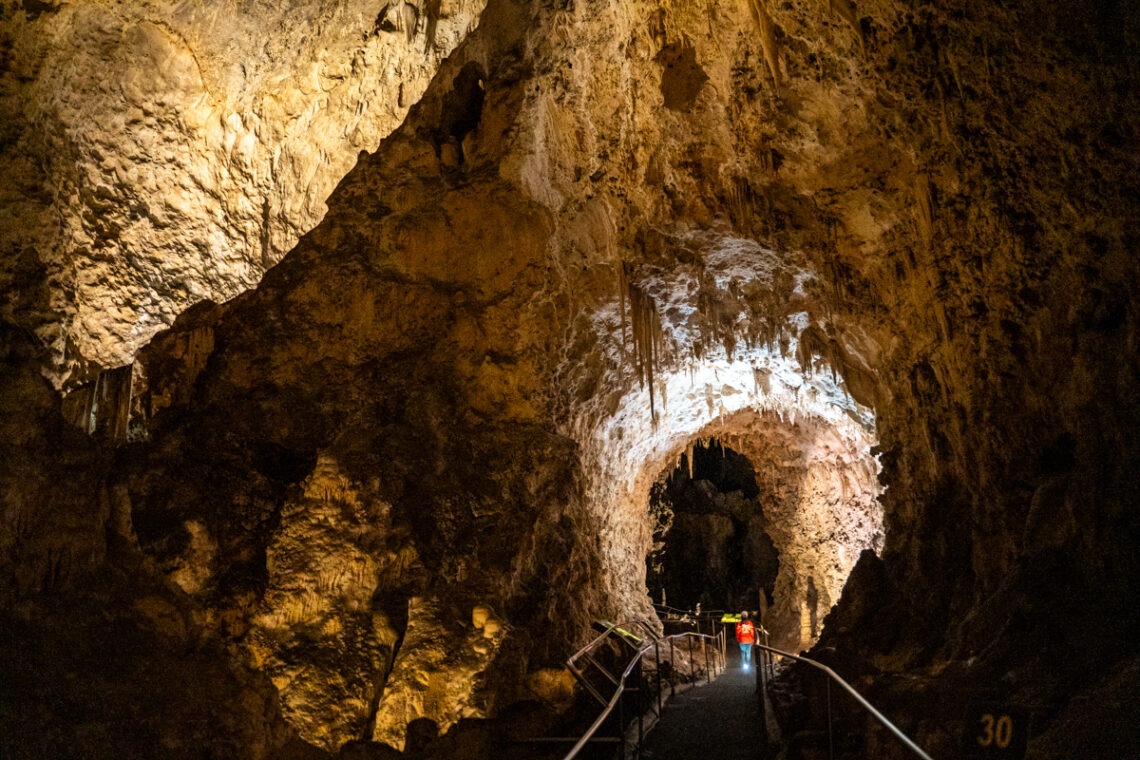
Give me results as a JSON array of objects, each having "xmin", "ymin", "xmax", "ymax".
[{"xmin": 1, "ymin": 0, "xmax": 1138, "ymax": 758}]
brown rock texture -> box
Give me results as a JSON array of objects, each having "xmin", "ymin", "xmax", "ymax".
[
  {"xmin": 0, "ymin": 0, "xmax": 485, "ymax": 385},
  {"xmin": 1, "ymin": 0, "xmax": 1138, "ymax": 757},
  {"xmin": 648, "ymin": 432, "xmax": 881, "ymax": 652}
]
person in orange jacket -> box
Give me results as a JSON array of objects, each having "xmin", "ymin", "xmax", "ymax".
[{"xmin": 735, "ymin": 611, "xmax": 756, "ymax": 669}]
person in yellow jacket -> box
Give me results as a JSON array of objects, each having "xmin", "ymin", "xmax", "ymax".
[{"xmin": 735, "ymin": 611, "xmax": 756, "ymax": 669}]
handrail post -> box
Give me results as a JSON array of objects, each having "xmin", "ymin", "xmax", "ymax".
[
  {"xmin": 826, "ymin": 675, "xmax": 834, "ymax": 760},
  {"xmin": 687, "ymin": 635, "xmax": 694, "ymax": 684},
  {"xmin": 636, "ymin": 657, "xmax": 644, "ymax": 759},
  {"xmin": 669, "ymin": 638, "xmax": 675, "ymax": 697},
  {"xmin": 757, "ymin": 636, "xmax": 767, "ymax": 720},
  {"xmin": 714, "ymin": 630, "xmax": 719, "ymax": 674},
  {"xmin": 703, "ymin": 637, "xmax": 710, "ymax": 684},
  {"xmin": 764, "ymin": 630, "xmax": 773, "ymax": 681},
  {"xmin": 655, "ymin": 644, "xmax": 662, "ymax": 715},
  {"xmin": 618, "ymin": 683, "xmax": 626, "ymax": 759}
]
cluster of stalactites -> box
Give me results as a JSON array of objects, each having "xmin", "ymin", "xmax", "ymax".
[
  {"xmin": 795, "ymin": 324, "xmax": 842, "ymax": 384},
  {"xmin": 620, "ymin": 261, "xmax": 667, "ymax": 419},
  {"xmin": 618, "ymin": 268, "xmax": 799, "ymax": 395},
  {"xmin": 676, "ymin": 435, "xmax": 738, "ymax": 481},
  {"xmin": 615, "ymin": 252, "xmax": 858, "ymax": 425}
]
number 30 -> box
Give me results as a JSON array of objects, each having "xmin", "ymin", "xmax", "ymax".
[{"xmin": 978, "ymin": 713, "xmax": 1014, "ymax": 749}]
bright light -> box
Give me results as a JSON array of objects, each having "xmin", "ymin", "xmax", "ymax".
[{"xmin": 564, "ymin": 233, "xmax": 884, "ymax": 651}]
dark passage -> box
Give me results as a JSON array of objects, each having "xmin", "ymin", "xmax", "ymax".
[
  {"xmin": 641, "ymin": 647, "xmax": 768, "ymax": 760},
  {"xmin": 647, "ymin": 440, "xmax": 779, "ymax": 612}
]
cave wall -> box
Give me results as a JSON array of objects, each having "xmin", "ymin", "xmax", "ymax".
[
  {"xmin": 0, "ymin": 0, "xmax": 485, "ymax": 385},
  {"xmin": 728, "ymin": 412, "xmax": 882, "ymax": 652},
  {"xmin": 1, "ymin": 0, "xmax": 1138, "ymax": 757},
  {"xmin": 804, "ymin": 0, "xmax": 1140, "ymax": 750}
]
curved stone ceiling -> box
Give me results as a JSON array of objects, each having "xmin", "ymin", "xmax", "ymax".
[{"xmin": 556, "ymin": 230, "xmax": 881, "ymax": 652}]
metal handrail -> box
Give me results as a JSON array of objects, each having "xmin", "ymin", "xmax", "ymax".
[
  {"xmin": 567, "ymin": 620, "xmax": 656, "ymax": 666},
  {"xmin": 753, "ymin": 641, "xmax": 934, "ymax": 760},
  {"xmin": 563, "ymin": 622, "xmax": 725, "ymax": 760},
  {"xmin": 652, "ymin": 603, "xmax": 730, "ymax": 624}
]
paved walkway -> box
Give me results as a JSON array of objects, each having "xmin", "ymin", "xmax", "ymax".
[{"xmin": 640, "ymin": 648, "xmax": 770, "ymax": 760}]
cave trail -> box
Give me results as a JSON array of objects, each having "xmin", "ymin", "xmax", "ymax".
[
  {"xmin": 640, "ymin": 644, "xmax": 934, "ymax": 760},
  {"xmin": 640, "ymin": 646, "xmax": 767, "ymax": 760}
]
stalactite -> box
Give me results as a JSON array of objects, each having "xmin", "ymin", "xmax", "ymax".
[
  {"xmin": 694, "ymin": 267, "xmax": 719, "ymax": 361},
  {"xmin": 624, "ymin": 262, "xmax": 663, "ymax": 419},
  {"xmin": 796, "ymin": 324, "xmax": 827, "ymax": 376},
  {"xmin": 71, "ymin": 364, "xmax": 135, "ymax": 442},
  {"xmin": 753, "ymin": 365, "xmax": 771, "ymax": 394},
  {"xmin": 695, "ymin": 265, "xmax": 746, "ymax": 363},
  {"xmin": 377, "ymin": 1, "xmax": 420, "ymax": 42},
  {"xmin": 424, "ymin": 0, "xmax": 441, "ymax": 52},
  {"xmin": 727, "ymin": 176, "xmax": 766, "ymax": 233},
  {"xmin": 745, "ymin": 0, "xmax": 781, "ymax": 91}
]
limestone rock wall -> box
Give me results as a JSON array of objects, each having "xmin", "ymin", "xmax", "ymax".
[
  {"xmin": 0, "ymin": 325, "xmax": 107, "ymax": 606},
  {"xmin": 1, "ymin": 0, "xmax": 1138, "ymax": 757},
  {"xmin": 728, "ymin": 412, "xmax": 882, "ymax": 653},
  {"xmin": 802, "ymin": 1, "xmax": 1140, "ymax": 751},
  {"xmin": 245, "ymin": 453, "xmax": 405, "ymax": 748},
  {"xmin": 0, "ymin": 0, "xmax": 485, "ymax": 385}
]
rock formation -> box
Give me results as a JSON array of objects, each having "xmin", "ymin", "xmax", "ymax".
[
  {"xmin": 1, "ymin": 0, "xmax": 1137, "ymax": 757},
  {"xmin": 0, "ymin": 0, "xmax": 486, "ymax": 386},
  {"xmin": 650, "ymin": 431, "xmax": 881, "ymax": 653}
]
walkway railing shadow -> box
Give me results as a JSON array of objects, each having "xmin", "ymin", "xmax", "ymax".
[
  {"xmin": 561, "ymin": 619, "xmax": 726, "ymax": 760},
  {"xmin": 754, "ymin": 641, "xmax": 934, "ymax": 760}
]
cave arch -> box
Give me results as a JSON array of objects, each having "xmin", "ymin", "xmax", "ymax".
[
  {"xmin": 638, "ymin": 408, "xmax": 883, "ymax": 652},
  {"xmin": 559, "ymin": 232, "xmax": 887, "ymax": 652},
  {"xmin": 571, "ymin": 341, "xmax": 884, "ymax": 652}
]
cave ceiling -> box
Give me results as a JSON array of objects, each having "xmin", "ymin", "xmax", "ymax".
[{"xmin": 1, "ymin": 0, "xmax": 1138, "ymax": 756}]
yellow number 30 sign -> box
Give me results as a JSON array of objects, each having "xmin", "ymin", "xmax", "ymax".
[
  {"xmin": 977, "ymin": 713, "xmax": 1015, "ymax": 748},
  {"xmin": 962, "ymin": 703, "xmax": 1029, "ymax": 758}
]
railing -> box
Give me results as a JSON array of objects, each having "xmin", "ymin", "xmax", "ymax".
[
  {"xmin": 652, "ymin": 603, "xmax": 729, "ymax": 630},
  {"xmin": 561, "ymin": 620, "xmax": 726, "ymax": 760},
  {"xmin": 652, "ymin": 603, "xmax": 731, "ymax": 664},
  {"xmin": 753, "ymin": 641, "xmax": 934, "ymax": 760}
]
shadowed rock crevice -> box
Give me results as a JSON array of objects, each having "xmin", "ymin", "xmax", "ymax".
[
  {"xmin": 647, "ymin": 439, "xmax": 779, "ymax": 613},
  {"xmin": 655, "ymin": 40, "xmax": 709, "ymax": 112},
  {"xmin": 439, "ymin": 61, "xmax": 487, "ymax": 163}
]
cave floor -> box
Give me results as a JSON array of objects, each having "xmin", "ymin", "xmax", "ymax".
[{"xmin": 640, "ymin": 648, "xmax": 770, "ymax": 759}]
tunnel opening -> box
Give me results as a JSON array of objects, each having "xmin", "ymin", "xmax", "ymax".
[
  {"xmin": 646, "ymin": 438, "xmax": 779, "ymax": 614},
  {"xmin": 612, "ymin": 396, "xmax": 885, "ymax": 652},
  {"xmin": 576, "ymin": 236, "xmax": 888, "ymax": 651}
]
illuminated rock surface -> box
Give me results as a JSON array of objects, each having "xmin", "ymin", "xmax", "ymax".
[
  {"xmin": 1, "ymin": 0, "xmax": 1138, "ymax": 758},
  {"xmin": 0, "ymin": 0, "xmax": 486, "ymax": 385}
]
